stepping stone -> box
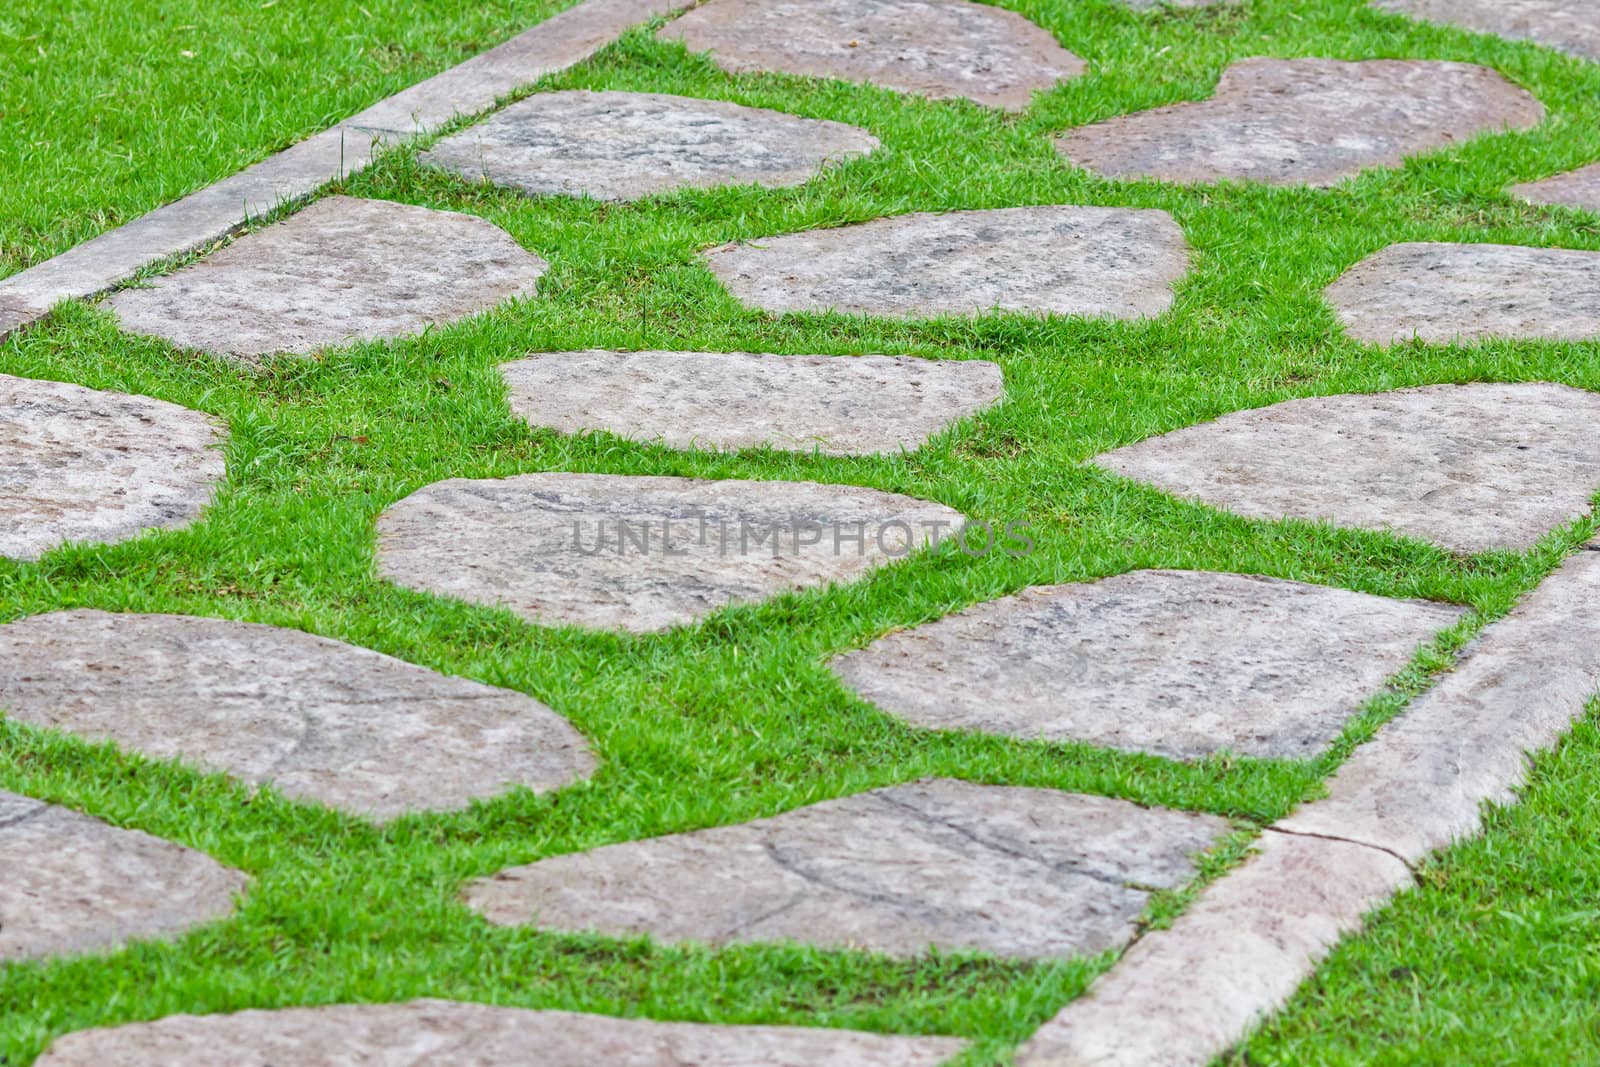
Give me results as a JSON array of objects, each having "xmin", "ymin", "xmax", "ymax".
[
  {"xmin": 466, "ymin": 779, "xmax": 1228, "ymax": 959},
  {"xmin": 1094, "ymin": 382, "xmax": 1600, "ymax": 554},
  {"xmin": 829, "ymin": 571, "xmax": 1464, "ymax": 760},
  {"xmin": 704, "ymin": 206, "xmax": 1190, "ymax": 320},
  {"xmin": 419, "ymin": 90, "xmax": 879, "ymax": 202},
  {"xmin": 657, "ymin": 0, "xmax": 1085, "ymax": 111},
  {"xmin": 105, "ymin": 196, "xmax": 546, "ymax": 360},
  {"xmin": 1325, "ymin": 242, "xmax": 1600, "ymax": 345},
  {"xmin": 0, "ymin": 611, "xmax": 596, "ymax": 821},
  {"xmin": 1512, "ymin": 161, "xmax": 1600, "ymax": 213},
  {"xmin": 1056, "ymin": 58, "xmax": 1543, "ymax": 187},
  {"xmin": 0, "ymin": 374, "xmax": 225, "ymax": 562},
  {"xmin": 499, "ymin": 350, "xmax": 1004, "ymax": 455},
  {"xmin": 376, "ymin": 473, "xmax": 966, "ymax": 632},
  {"xmin": 34, "ymin": 1000, "xmax": 967, "ymax": 1066},
  {"xmin": 0, "ymin": 791, "xmax": 246, "ymax": 962},
  {"xmin": 1373, "ymin": 0, "xmax": 1600, "ymax": 64}
]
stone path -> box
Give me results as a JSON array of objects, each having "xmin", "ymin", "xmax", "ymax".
[
  {"xmin": 1512, "ymin": 161, "xmax": 1600, "ymax": 213},
  {"xmin": 657, "ymin": 0, "xmax": 1084, "ymax": 110},
  {"xmin": 0, "ymin": 374, "xmax": 225, "ymax": 562},
  {"xmin": 499, "ymin": 350, "xmax": 1004, "ymax": 455},
  {"xmin": 0, "ymin": 611, "xmax": 596, "ymax": 821},
  {"xmin": 1372, "ymin": 0, "xmax": 1600, "ymax": 64},
  {"xmin": 1056, "ymin": 58, "xmax": 1542, "ymax": 187},
  {"xmin": 1095, "ymin": 383, "xmax": 1600, "ymax": 554},
  {"xmin": 705, "ymin": 206, "xmax": 1190, "ymax": 320},
  {"xmin": 830, "ymin": 571, "xmax": 1464, "ymax": 760},
  {"xmin": 466, "ymin": 779, "xmax": 1228, "ymax": 959}
]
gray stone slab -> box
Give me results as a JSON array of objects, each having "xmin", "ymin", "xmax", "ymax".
[
  {"xmin": 705, "ymin": 206, "xmax": 1190, "ymax": 320},
  {"xmin": 830, "ymin": 571, "xmax": 1464, "ymax": 760},
  {"xmin": 0, "ymin": 374, "xmax": 225, "ymax": 562},
  {"xmin": 657, "ymin": 0, "xmax": 1084, "ymax": 111},
  {"xmin": 377, "ymin": 473, "xmax": 966, "ymax": 632},
  {"xmin": 0, "ymin": 791, "xmax": 247, "ymax": 962},
  {"xmin": 1325, "ymin": 242, "xmax": 1600, "ymax": 345},
  {"xmin": 1512, "ymin": 161, "xmax": 1600, "ymax": 212},
  {"xmin": 1056, "ymin": 58, "xmax": 1543, "ymax": 187},
  {"xmin": 0, "ymin": 611, "xmax": 596, "ymax": 821},
  {"xmin": 1095, "ymin": 383, "xmax": 1600, "ymax": 554},
  {"xmin": 500, "ymin": 350, "xmax": 1004, "ymax": 455},
  {"xmin": 105, "ymin": 196, "xmax": 546, "ymax": 360},
  {"xmin": 466, "ymin": 778, "xmax": 1229, "ymax": 959},
  {"xmin": 1373, "ymin": 0, "xmax": 1600, "ymax": 64}
]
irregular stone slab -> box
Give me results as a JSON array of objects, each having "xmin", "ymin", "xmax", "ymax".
[
  {"xmin": 35, "ymin": 999, "xmax": 967, "ymax": 1066},
  {"xmin": 377, "ymin": 473, "xmax": 967, "ymax": 632},
  {"xmin": 1373, "ymin": 0, "xmax": 1600, "ymax": 64},
  {"xmin": 830, "ymin": 571, "xmax": 1464, "ymax": 760},
  {"xmin": 0, "ymin": 611, "xmax": 595, "ymax": 821},
  {"xmin": 500, "ymin": 350, "xmax": 1004, "ymax": 455},
  {"xmin": 1325, "ymin": 242, "xmax": 1600, "ymax": 345},
  {"xmin": 466, "ymin": 778, "xmax": 1228, "ymax": 959},
  {"xmin": 0, "ymin": 374, "xmax": 225, "ymax": 562},
  {"xmin": 105, "ymin": 196, "xmax": 546, "ymax": 360},
  {"xmin": 1512, "ymin": 161, "xmax": 1600, "ymax": 212},
  {"xmin": 1056, "ymin": 58, "xmax": 1543, "ymax": 187},
  {"xmin": 705, "ymin": 206, "xmax": 1190, "ymax": 320},
  {"xmin": 657, "ymin": 0, "xmax": 1084, "ymax": 111},
  {"xmin": 1095, "ymin": 383, "xmax": 1600, "ymax": 554},
  {"xmin": 0, "ymin": 791, "xmax": 246, "ymax": 962},
  {"xmin": 420, "ymin": 90, "xmax": 878, "ymax": 202}
]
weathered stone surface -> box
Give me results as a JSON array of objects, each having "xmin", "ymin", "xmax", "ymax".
[
  {"xmin": 0, "ymin": 374, "xmax": 225, "ymax": 562},
  {"xmin": 377, "ymin": 473, "xmax": 966, "ymax": 632},
  {"xmin": 705, "ymin": 206, "xmax": 1190, "ymax": 320},
  {"xmin": 1056, "ymin": 58, "xmax": 1543, "ymax": 187},
  {"xmin": 0, "ymin": 611, "xmax": 595, "ymax": 821},
  {"xmin": 830, "ymin": 571, "xmax": 1463, "ymax": 760},
  {"xmin": 500, "ymin": 350, "xmax": 1004, "ymax": 455},
  {"xmin": 1373, "ymin": 0, "xmax": 1600, "ymax": 64},
  {"xmin": 1095, "ymin": 383, "xmax": 1600, "ymax": 554},
  {"xmin": 1512, "ymin": 161, "xmax": 1600, "ymax": 212},
  {"xmin": 0, "ymin": 791, "xmax": 246, "ymax": 962},
  {"xmin": 657, "ymin": 0, "xmax": 1084, "ymax": 111},
  {"xmin": 466, "ymin": 778, "xmax": 1228, "ymax": 959},
  {"xmin": 34, "ymin": 1000, "xmax": 967, "ymax": 1066},
  {"xmin": 105, "ymin": 196, "xmax": 546, "ymax": 360}
]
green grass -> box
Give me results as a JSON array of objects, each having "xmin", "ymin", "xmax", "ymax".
[{"xmin": 3, "ymin": 0, "xmax": 1600, "ymax": 1063}]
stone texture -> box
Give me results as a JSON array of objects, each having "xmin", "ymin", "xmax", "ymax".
[
  {"xmin": 377, "ymin": 473, "xmax": 967, "ymax": 632},
  {"xmin": 0, "ymin": 791, "xmax": 246, "ymax": 962},
  {"xmin": 0, "ymin": 374, "xmax": 225, "ymax": 562},
  {"xmin": 1056, "ymin": 58, "xmax": 1543, "ymax": 187},
  {"xmin": 1512, "ymin": 161, "xmax": 1600, "ymax": 212},
  {"xmin": 105, "ymin": 196, "xmax": 546, "ymax": 360},
  {"xmin": 466, "ymin": 778, "xmax": 1228, "ymax": 959},
  {"xmin": 500, "ymin": 350, "xmax": 1004, "ymax": 455},
  {"xmin": 705, "ymin": 206, "xmax": 1190, "ymax": 320},
  {"xmin": 830, "ymin": 571, "xmax": 1464, "ymax": 760},
  {"xmin": 1373, "ymin": 0, "xmax": 1600, "ymax": 64},
  {"xmin": 1095, "ymin": 382, "xmax": 1600, "ymax": 554},
  {"xmin": 657, "ymin": 0, "xmax": 1084, "ymax": 110},
  {"xmin": 34, "ymin": 1000, "xmax": 967, "ymax": 1067},
  {"xmin": 0, "ymin": 611, "xmax": 596, "ymax": 821}
]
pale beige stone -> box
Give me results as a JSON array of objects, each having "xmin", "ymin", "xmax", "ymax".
[
  {"xmin": 1513, "ymin": 161, "xmax": 1600, "ymax": 213},
  {"xmin": 1373, "ymin": 0, "xmax": 1600, "ymax": 64}
]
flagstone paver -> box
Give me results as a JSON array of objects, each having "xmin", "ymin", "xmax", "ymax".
[
  {"xmin": 466, "ymin": 778, "xmax": 1229, "ymax": 959},
  {"xmin": 0, "ymin": 374, "xmax": 225, "ymax": 562},
  {"xmin": 1512, "ymin": 162, "xmax": 1600, "ymax": 212},
  {"xmin": 500, "ymin": 350, "xmax": 1004, "ymax": 455},
  {"xmin": 657, "ymin": 0, "xmax": 1085, "ymax": 110},
  {"xmin": 1056, "ymin": 58, "xmax": 1543, "ymax": 187},
  {"xmin": 704, "ymin": 206, "xmax": 1190, "ymax": 320},
  {"xmin": 0, "ymin": 611, "xmax": 596, "ymax": 821},
  {"xmin": 1373, "ymin": 0, "xmax": 1600, "ymax": 64},
  {"xmin": 1095, "ymin": 383, "xmax": 1600, "ymax": 554},
  {"xmin": 830, "ymin": 571, "xmax": 1464, "ymax": 760},
  {"xmin": 105, "ymin": 196, "xmax": 546, "ymax": 360}
]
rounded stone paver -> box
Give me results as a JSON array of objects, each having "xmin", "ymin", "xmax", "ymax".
[
  {"xmin": 0, "ymin": 374, "xmax": 225, "ymax": 562},
  {"xmin": 1512, "ymin": 161, "xmax": 1600, "ymax": 213},
  {"xmin": 657, "ymin": 0, "xmax": 1085, "ymax": 111},
  {"xmin": 465, "ymin": 779, "xmax": 1229, "ymax": 960},
  {"xmin": 1056, "ymin": 58, "xmax": 1543, "ymax": 187},
  {"xmin": 0, "ymin": 611, "xmax": 596, "ymax": 821},
  {"xmin": 105, "ymin": 196, "xmax": 547, "ymax": 360},
  {"xmin": 418, "ymin": 90, "xmax": 879, "ymax": 202},
  {"xmin": 704, "ymin": 206, "xmax": 1191, "ymax": 320},
  {"xmin": 1372, "ymin": 0, "xmax": 1600, "ymax": 64},
  {"xmin": 377, "ymin": 473, "xmax": 966, "ymax": 632},
  {"xmin": 499, "ymin": 350, "xmax": 1004, "ymax": 455},
  {"xmin": 1094, "ymin": 382, "xmax": 1600, "ymax": 554}
]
